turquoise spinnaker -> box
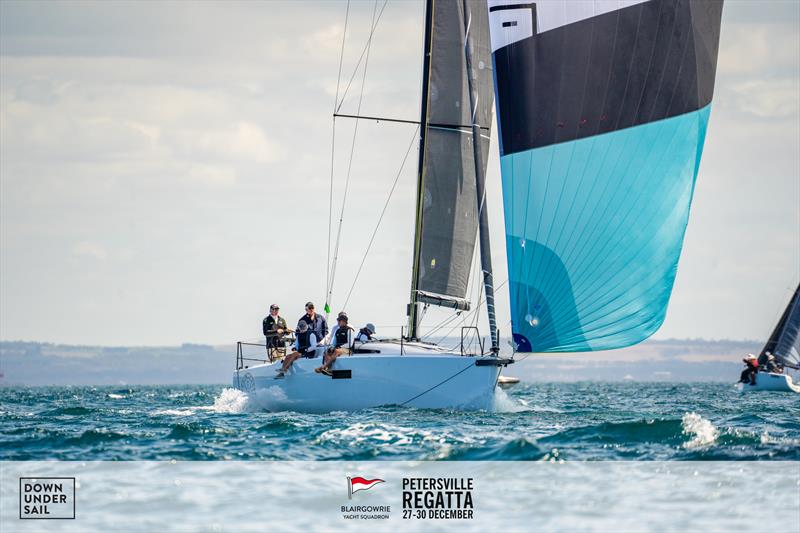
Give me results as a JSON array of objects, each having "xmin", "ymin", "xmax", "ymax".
[{"xmin": 488, "ymin": 0, "xmax": 724, "ymax": 352}]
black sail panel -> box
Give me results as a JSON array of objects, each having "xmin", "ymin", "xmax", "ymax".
[
  {"xmin": 761, "ymin": 284, "xmax": 800, "ymax": 367},
  {"xmin": 416, "ymin": 0, "xmax": 494, "ymax": 309}
]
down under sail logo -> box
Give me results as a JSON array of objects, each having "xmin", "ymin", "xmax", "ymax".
[{"xmin": 347, "ymin": 476, "xmax": 384, "ymax": 499}]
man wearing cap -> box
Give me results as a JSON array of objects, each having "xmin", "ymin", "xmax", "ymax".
[
  {"xmin": 738, "ymin": 354, "xmax": 758, "ymax": 385},
  {"xmin": 316, "ymin": 312, "xmax": 354, "ymax": 376},
  {"xmin": 356, "ymin": 323, "xmax": 376, "ymax": 343},
  {"xmin": 263, "ymin": 304, "xmax": 290, "ymax": 360},
  {"xmin": 764, "ymin": 353, "xmax": 781, "ymax": 374},
  {"xmin": 276, "ymin": 321, "xmax": 318, "ymax": 378},
  {"xmin": 298, "ymin": 301, "xmax": 328, "ymax": 342}
]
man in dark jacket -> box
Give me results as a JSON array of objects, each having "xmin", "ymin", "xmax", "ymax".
[
  {"xmin": 298, "ymin": 301, "xmax": 328, "ymax": 342},
  {"xmin": 738, "ymin": 354, "xmax": 758, "ymax": 385},
  {"xmin": 263, "ymin": 304, "xmax": 290, "ymax": 359}
]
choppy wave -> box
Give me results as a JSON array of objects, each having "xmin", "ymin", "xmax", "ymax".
[
  {"xmin": 212, "ymin": 388, "xmax": 250, "ymax": 413},
  {"xmin": 42, "ymin": 406, "xmax": 96, "ymax": 416},
  {"xmin": 681, "ymin": 412, "xmax": 719, "ymax": 449},
  {"xmin": 1, "ymin": 383, "xmax": 798, "ymax": 461}
]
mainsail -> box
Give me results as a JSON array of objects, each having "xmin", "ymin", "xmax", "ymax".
[
  {"xmin": 488, "ymin": 0, "xmax": 724, "ymax": 352},
  {"xmin": 410, "ymin": 0, "xmax": 494, "ymax": 314},
  {"xmin": 760, "ymin": 284, "xmax": 800, "ymax": 368}
]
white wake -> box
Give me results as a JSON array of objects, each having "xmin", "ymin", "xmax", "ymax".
[
  {"xmin": 210, "ymin": 387, "xmax": 289, "ymax": 413},
  {"xmin": 212, "ymin": 388, "xmax": 251, "ymax": 413},
  {"xmin": 492, "ymin": 387, "xmax": 534, "ymax": 413},
  {"xmin": 681, "ymin": 412, "xmax": 719, "ymax": 449}
]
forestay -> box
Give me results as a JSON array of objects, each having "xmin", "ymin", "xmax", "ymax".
[
  {"xmin": 488, "ymin": 0, "xmax": 724, "ymax": 352},
  {"xmin": 413, "ymin": 0, "xmax": 494, "ymax": 311}
]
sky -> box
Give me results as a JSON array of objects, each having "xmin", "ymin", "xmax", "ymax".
[{"xmin": 1, "ymin": 0, "xmax": 798, "ymax": 346}]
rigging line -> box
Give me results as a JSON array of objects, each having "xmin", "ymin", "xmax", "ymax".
[
  {"xmin": 332, "ymin": 1, "xmax": 351, "ymax": 114},
  {"xmin": 421, "ymin": 307, "xmax": 466, "ymax": 338},
  {"xmin": 327, "ymin": 0, "xmax": 379, "ymax": 313},
  {"xmin": 420, "ymin": 223, "xmax": 484, "ymax": 342},
  {"xmin": 421, "ymin": 311, "xmax": 463, "ymax": 341},
  {"xmin": 419, "ymin": 303, "xmax": 429, "ymax": 324},
  {"xmin": 335, "ymin": 0, "xmax": 390, "ymax": 114},
  {"xmin": 327, "ymin": 0, "xmax": 352, "ymax": 308},
  {"xmin": 399, "ymin": 361, "xmax": 475, "ymax": 406},
  {"xmin": 469, "ymin": 274, "xmax": 485, "ymax": 341},
  {"xmin": 342, "ymin": 125, "xmax": 420, "ymax": 309},
  {"xmin": 431, "ymin": 305, "xmax": 479, "ymax": 345},
  {"xmin": 426, "ymin": 316, "xmax": 461, "ymax": 343},
  {"xmin": 460, "ymin": 219, "xmax": 484, "ymax": 328},
  {"xmin": 333, "ymin": 113, "xmax": 489, "ymax": 131},
  {"xmin": 433, "ymin": 278, "xmax": 509, "ymax": 346}
]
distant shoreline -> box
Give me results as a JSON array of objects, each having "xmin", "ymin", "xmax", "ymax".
[{"xmin": 1, "ymin": 339, "xmax": 761, "ymax": 386}]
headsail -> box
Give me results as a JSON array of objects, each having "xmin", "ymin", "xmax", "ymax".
[
  {"xmin": 488, "ymin": 0, "xmax": 724, "ymax": 352},
  {"xmin": 760, "ymin": 284, "xmax": 800, "ymax": 368},
  {"xmin": 410, "ymin": 0, "xmax": 494, "ymax": 313}
]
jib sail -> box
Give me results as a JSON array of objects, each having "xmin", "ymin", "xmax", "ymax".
[
  {"xmin": 760, "ymin": 284, "xmax": 800, "ymax": 368},
  {"xmin": 488, "ymin": 0, "xmax": 724, "ymax": 352},
  {"xmin": 410, "ymin": 0, "xmax": 494, "ymax": 313}
]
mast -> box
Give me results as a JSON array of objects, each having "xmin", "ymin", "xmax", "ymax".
[
  {"xmin": 407, "ymin": 0, "xmax": 435, "ymax": 341},
  {"xmin": 462, "ymin": 0, "xmax": 499, "ymax": 354}
]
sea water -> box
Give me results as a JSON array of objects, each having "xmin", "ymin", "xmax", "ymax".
[{"xmin": 2, "ymin": 383, "xmax": 798, "ymax": 461}]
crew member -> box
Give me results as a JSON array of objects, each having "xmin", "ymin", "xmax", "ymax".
[
  {"xmin": 356, "ymin": 323, "xmax": 376, "ymax": 343},
  {"xmin": 276, "ymin": 321, "xmax": 317, "ymax": 378},
  {"xmin": 764, "ymin": 353, "xmax": 781, "ymax": 374},
  {"xmin": 263, "ymin": 304, "xmax": 290, "ymax": 360},
  {"xmin": 738, "ymin": 354, "xmax": 758, "ymax": 385},
  {"xmin": 316, "ymin": 312, "xmax": 354, "ymax": 376},
  {"xmin": 298, "ymin": 301, "xmax": 328, "ymax": 342}
]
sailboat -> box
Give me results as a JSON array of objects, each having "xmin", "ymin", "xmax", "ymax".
[
  {"xmin": 740, "ymin": 284, "xmax": 800, "ymax": 393},
  {"xmin": 232, "ymin": 0, "xmax": 724, "ymax": 412}
]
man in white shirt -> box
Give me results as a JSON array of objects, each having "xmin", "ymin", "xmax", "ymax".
[
  {"xmin": 316, "ymin": 312, "xmax": 354, "ymax": 376},
  {"xmin": 276, "ymin": 320, "xmax": 317, "ymax": 378}
]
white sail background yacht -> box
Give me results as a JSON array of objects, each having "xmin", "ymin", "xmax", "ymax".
[{"xmin": 233, "ymin": 0, "xmax": 725, "ymax": 412}]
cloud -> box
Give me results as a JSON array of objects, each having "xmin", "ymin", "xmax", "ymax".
[
  {"xmin": 174, "ymin": 121, "xmax": 283, "ymax": 165},
  {"xmin": 185, "ymin": 164, "xmax": 237, "ymax": 187},
  {"xmin": 72, "ymin": 241, "xmax": 108, "ymax": 261},
  {"xmin": 718, "ymin": 24, "xmax": 799, "ymax": 77},
  {"xmin": 0, "ymin": 1, "xmax": 797, "ymax": 346},
  {"xmin": 727, "ymin": 79, "xmax": 800, "ymax": 119}
]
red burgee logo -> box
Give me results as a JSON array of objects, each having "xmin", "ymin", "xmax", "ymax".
[{"xmin": 347, "ymin": 476, "xmax": 384, "ymax": 499}]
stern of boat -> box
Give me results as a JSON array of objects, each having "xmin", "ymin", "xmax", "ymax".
[{"xmin": 741, "ymin": 372, "xmax": 800, "ymax": 393}]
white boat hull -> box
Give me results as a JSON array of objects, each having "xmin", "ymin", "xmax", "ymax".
[
  {"xmin": 740, "ymin": 372, "xmax": 800, "ymax": 393},
  {"xmin": 232, "ymin": 342, "xmax": 505, "ymax": 412}
]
